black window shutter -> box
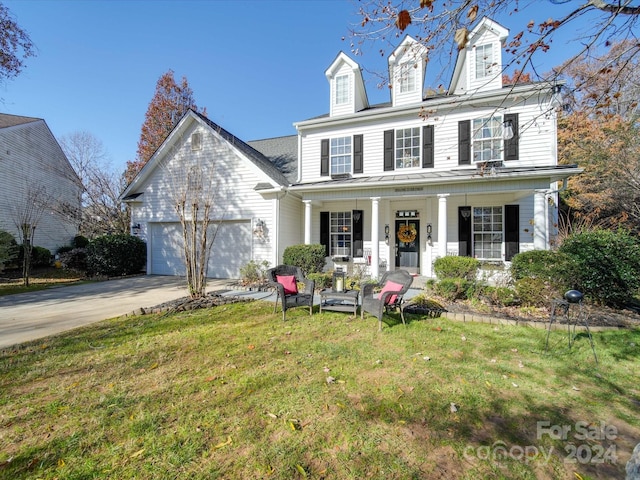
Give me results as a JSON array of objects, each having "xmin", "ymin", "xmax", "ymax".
[
  {"xmin": 503, "ymin": 113, "xmax": 519, "ymax": 161},
  {"xmin": 458, "ymin": 206, "xmax": 472, "ymax": 257},
  {"xmin": 353, "ymin": 134, "xmax": 363, "ymax": 174},
  {"xmin": 504, "ymin": 204, "xmax": 520, "ymax": 261},
  {"xmin": 383, "ymin": 129, "xmax": 394, "ymax": 171},
  {"xmin": 422, "ymin": 125, "xmax": 434, "ymax": 168},
  {"xmin": 458, "ymin": 120, "xmax": 471, "ymax": 165},
  {"xmin": 320, "ymin": 139, "xmax": 329, "ymax": 176},
  {"xmin": 352, "ymin": 210, "xmax": 363, "ymax": 257},
  {"xmin": 320, "ymin": 211, "xmax": 330, "ymax": 256}
]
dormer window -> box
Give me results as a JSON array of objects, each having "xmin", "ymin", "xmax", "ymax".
[
  {"xmin": 335, "ymin": 74, "xmax": 350, "ymax": 105},
  {"xmin": 475, "ymin": 44, "xmax": 494, "ymax": 79},
  {"xmin": 399, "ymin": 63, "xmax": 417, "ymax": 93}
]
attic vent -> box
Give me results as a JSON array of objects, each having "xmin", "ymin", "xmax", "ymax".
[{"xmin": 191, "ymin": 132, "xmax": 202, "ymax": 151}]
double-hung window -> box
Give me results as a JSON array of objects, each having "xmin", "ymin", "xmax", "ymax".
[
  {"xmin": 475, "ymin": 44, "xmax": 493, "ymax": 79},
  {"xmin": 330, "ymin": 211, "xmax": 351, "ymax": 256},
  {"xmin": 472, "ymin": 116, "xmax": 502, "ymax": 162},
  {"xmin": 473, "ymin": 206, "xmax": 503, "ymax": 259},
  {"xmin": 330, "ymin": 137, "xmax": 352, "ymax": 175},
  {"xmin": 395, "ymin": 127, "xmax": 421, "ymax": 168},
  {"xmin": 399, "ymin": 62, "xmax": 417, "ymax": 93},
  {"xmin": 335, "ymin": 74, "xmax": 349, "ymax": 105}
]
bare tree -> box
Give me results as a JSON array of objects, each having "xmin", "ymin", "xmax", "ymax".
[
  {"xmin": 8, "ymin": 185, "xmax": 51, "ymax": 286},
  {"xmin": 159, "ymin": 133, "xmax": 226, "ymax": 299},
  {"xmin": 0, "ymin": 2, "xmax": 36, "ymax": 89},
  {"xmin": 350, "ymin": 0, "xmax": 640, "ymax": 110},
  {"xmin": 60, "ymin": 131, "xmax": 130, "ymax": 238}
]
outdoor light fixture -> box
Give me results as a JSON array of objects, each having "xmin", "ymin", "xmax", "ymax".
[
  {"xmin": 426, "ymin": 223, "xmax": 432, "ymax": 243},
  {"xmin": 502, "ymin": 119, "xmax": 514, "ymax": 140},
  {"xmin": 551, "ymin": 84, "xmax": 563, "ymax": 109},
  {"xmin": 384, "ymin": 224, "xmax": 390, "ymax": 245},
  {"xmin": 131, "ymin": 223, "xmax": 141, "ymax": 235},
  {"xmin": 253, "ymin": 219, "xmax": 267, "ymax": 240}
]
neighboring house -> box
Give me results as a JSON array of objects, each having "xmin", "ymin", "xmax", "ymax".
[
  {"xmin": 123, "ymin": 17, "xmax": 581, "ymax": 279},
  {"xmin": 0, "ymin": 113, "xmax": 81, "ymax": 253}
]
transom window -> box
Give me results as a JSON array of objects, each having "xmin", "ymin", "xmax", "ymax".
[
  {"xmin": 330, "ymin": 137, "xmax": 352, "ymax": 175},
  {"xmin": 335, "ymin": 74, "xmax": 349, "ymax": 105},
  {"xmin": 395, "ymin": 127, "xmax": 421, "ymax": 168},
  {"xmin": 399, "ymin": 62, "xmax": 417, "ymax": 93},
  {"xmin": 473, "ymin": 206, "xmax": 503, "ymax": 259},
  {"xmin": 472, "ymin": 116, "xmax": 502, "ymax": 162},
  {"xmin": 475, "ymin": 43, "xmax": 493, "ymax": 79},
  {"xmin": 330, "ymin": 211, "xmax": 352, "ymax": 256}
]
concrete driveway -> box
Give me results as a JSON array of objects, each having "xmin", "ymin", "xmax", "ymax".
[{"xmin": 0, "ymin": 276, "xmax": 230, "ymax": 350}]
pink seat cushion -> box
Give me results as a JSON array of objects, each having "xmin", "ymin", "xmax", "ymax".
[
  {"xmin": 377, "ymin": 280, "xmax": 404, "ymax": 305},
  {"xmin": 276, "ymin": 275, "xmax": 298, "ymax": 295}
]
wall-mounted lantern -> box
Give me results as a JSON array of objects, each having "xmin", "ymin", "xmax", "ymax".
[{"xmin": 384, "ymin": 224, "xmax": 390, "ymax": 245}]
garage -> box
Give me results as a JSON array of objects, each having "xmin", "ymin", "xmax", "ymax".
[{"xmin": 149, "ymin": 221, "xmax": 252, "ymax": 278}]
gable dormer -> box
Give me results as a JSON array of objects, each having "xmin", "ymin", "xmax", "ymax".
[
  {"xmin": 388, "ymin": 36, "xmax": 428, "ymax": 107},
  {"xmin": 325, "ymin": 52, "xmax": 369, "ymax": 117},
  {"xmin": 450, "ymin": 17, "xmax": 509, "ymax": 95}
]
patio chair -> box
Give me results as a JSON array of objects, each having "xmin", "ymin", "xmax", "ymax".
[
  {"xmin": 266, "ymin": 265, "xmax": 315, "ymax": 321},
  {"xmin": 361, "ymin": 269, "xmax": 413, "ymax": 331}
]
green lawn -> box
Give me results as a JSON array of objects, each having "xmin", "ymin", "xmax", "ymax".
[{"xmin": 0, "ymin": 301, "xmax": 638, "ymax": 479}]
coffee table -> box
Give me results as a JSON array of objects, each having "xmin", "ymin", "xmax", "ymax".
[{"xmin": 319, "ymin": 289, "xmax": 359, "ymax": 315}]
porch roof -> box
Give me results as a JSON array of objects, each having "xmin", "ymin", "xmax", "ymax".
[{"xmin": 288, "ymin": 164, "xmax": 581, "ymax": 195}]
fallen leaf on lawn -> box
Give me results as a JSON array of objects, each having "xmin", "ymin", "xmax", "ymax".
[
  {"xmin": 295, "ymin": 464, "xmax": 307, "ymax": 477},
  {"xmin": 511, "ymin": 348, "xmax": 518, "ymax": 352},
  {"xmin": 490, "ymin": 358, "xmax": 497, "ymax": 363},
  {"xmin": 572, "ymin": 386, "xmax": 580, "ymax": 391},
  {"xmin": 213, "ymin": 436, "xmax": 232, "ymax": 449},
  {"xmin": 58, "ymin": 458, "xmax": 65, "ymax": 467},
  {"xmin": 326, "ymin": 376, "xmax": 335, "ymax": 384},
  {"xmin": 130, "ymin": 448, "xmax": 145, "ymax": 458},
  {"xmin": 461, "ymin": 335, "xmax": 467, "ymax": 341},
  {"xmin": 485, "ymin": 381, "xmax": 491, "ymax": 387},
  {"xmin": 574, "ymin": 473, "xmax": 584, "ymax": 480},
  {"xmin": 266, "ymin": 412, "xmax": 278, "ymax": 419},
  {"xmin": 450, "ymin": 402, "xmax": 458, "ymax": 413},
  {"xmin": 518, "ymin": 361, "xmax": 524, "ymax": 368},
  {"xmin": 512, "ymin": 383, "xmax": 519, "ymax": 388},
  {"xmin": 247, "ymin": 345, "xmax": 255, "ymax": 350},
  {"xmin": 423, "ymin": 356, "xmax": 431, "ymax": 361},
  {"xmin": 323, "ymin": 366, "xmax": 330, "ymax": 372}
]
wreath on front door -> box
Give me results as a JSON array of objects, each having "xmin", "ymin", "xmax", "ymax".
[{"xmin": 397, "ymin": 224, "xmax": 417, "ymax": 243}]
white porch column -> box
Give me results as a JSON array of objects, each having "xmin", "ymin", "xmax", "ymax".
[
  {"xmin": 534, "ymin": 190, "xmax": 548, "ymax": 250},
  {"xmin": 303, "ymin": 200, "xmax": 312, "ymax": 244},
  {"xmin": 371, "ymin": 197, "xmax": 380, "ymax": 279},
  {"xmin": 437, "ymin": 194, "xmax": 449, "ymax": 258}
]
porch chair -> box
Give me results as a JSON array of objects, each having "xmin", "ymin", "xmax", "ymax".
[
  {"xmin": 266, "ymin": 265, "xmax": 315, "ymax": 321},
  {"xmin": 360, "ymin": 270, "xmax": 414, "ymax": 331}
]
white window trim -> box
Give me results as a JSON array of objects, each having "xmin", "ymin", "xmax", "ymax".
[
  {"xmin": 330, "ymin": 211, "xmax": 352, "ymax": 256},
  {"xmin": 330, "ymin": 136, "xmax": 352, "ymax": 175},
  {"xmin": 472, "ymin": 116, "xmax": 503, "ymax": 163},
  {"xmin": 472, "ymin": 206, "xmax": 503, "ymax": 260},
  {"xmin": 475, "ymin": 43, "xmax": 494, "ymax": 80},
  {"xmin": 395, "ymin": 127, "xmax": 421, "ymax": 169},
  {"xmin": 335, "ymin": 74, "xmax": 349, "ymax": 105}
]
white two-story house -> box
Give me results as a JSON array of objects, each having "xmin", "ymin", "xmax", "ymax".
[
  {"xmin": 122, "ymin": 17, "xmax": 579, "ymax": 279},
  {"xmin": 291, "ymin": 17, "xmax": 578, "ymax": 278}
]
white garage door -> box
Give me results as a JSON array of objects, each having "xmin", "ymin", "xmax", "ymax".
[{"xmin": 149, "ymin": 221, "xmax": 251, "ymax": 279}]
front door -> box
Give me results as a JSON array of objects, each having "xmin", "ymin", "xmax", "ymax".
[{"xmin": 395, "ymin": 219, "xmax": 420, "ymax": 274}]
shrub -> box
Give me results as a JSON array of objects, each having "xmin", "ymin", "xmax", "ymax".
[
  {"xmin": 307, "ymin": 272, "xmax": 332, "ymax": 290},
  {"xmin": 58, "ymin": 248, "xmax": 88, "ymax": 272},
  {"xmin": 558, "ymin": 229, "xmax": 640, "ymax": 306},
  {"xmin": 433, "ymin": 256, "xmax": 480, "ymax": 281},
  {"xmin": 72, "ymin": 235, "xmax": 90, "ymax": 248},
  {"xmin": 282, "ymin": 244, "xmax": 326, "ymax": 274},
  {"xmin": 515, "ymin": 277, "xmax": 561, "ymax": 307},
  {"xmin": 31, "ymin": 246, "xmax": 52, "ymax": 267},
  {"xmin": 0, "ymin": 230, "xmax": 18, "ymax": 271},
  {"xmin": 239, "ymin": 260, "xmax": 270, "ymax": 285},
  {"xmin": 86, "ymin": 234, "xmax": 146, "ymax": 277},
  {"xmin": 482, "ymin": 285, "xmax": 519, "ymax": 307},
  {"xmin": 433, "ymin": 277, "xmax": 475, "ymax": 301},
  {"xmin": 510, "ymin": 250, "xmax": 569, "ymax": 282}
]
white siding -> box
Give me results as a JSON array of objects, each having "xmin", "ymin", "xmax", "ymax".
[
  {"xmin": 0, "ymin": 120, "xmax": 80, "ymax": 253},
  {"xmin": 130, "ymin": 119, "xmax": 277, "ymax": 277},
  {"xmin": 298, "ymin": 99, "xmax": 555, "ymax": 184}
]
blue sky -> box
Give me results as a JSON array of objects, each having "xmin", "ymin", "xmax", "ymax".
[{"xmin": 2, "ymin": 0, "xmax": 580, "ymax": 174}]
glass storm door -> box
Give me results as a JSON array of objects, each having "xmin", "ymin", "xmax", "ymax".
[{"xmin": 395, "ymin": 219, "xmax": 420, "ymax": 274}]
